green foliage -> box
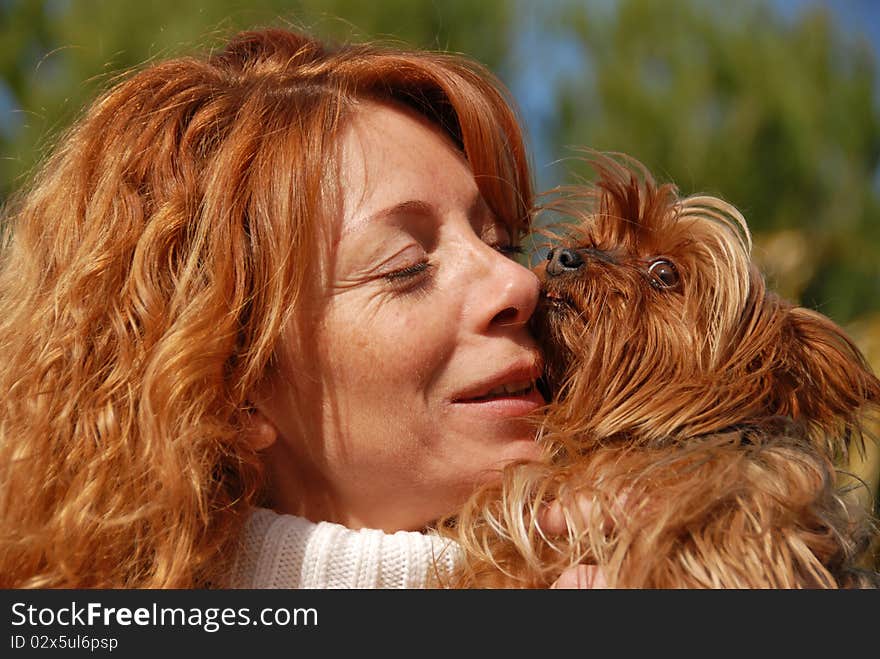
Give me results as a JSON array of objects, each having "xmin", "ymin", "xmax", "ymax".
[
  {"xmin": 548, "ymin": 0, "xmax": 880, "ymax": 325},
  {"xmin": 2, "ymin": 0, "xmax": 878, "ymax": 351},
  {"xmin": 0, "ymin": 0, "xmax": 512, "ymax": 198}
]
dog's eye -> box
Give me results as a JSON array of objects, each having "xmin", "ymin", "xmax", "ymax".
[{"xmin": 648, "ymin": 259, "xmax": 679, "ymax": 289}]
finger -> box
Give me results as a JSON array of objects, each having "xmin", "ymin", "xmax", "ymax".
[
  {"xmin": 550, "ymin": 564, "xmax": 608, "ymax": 589},
  {"xmin": 537, "ymin": 500, "xmax": 569, "ymax": 536},
  {"xmin": 537, "ymin": 495, "xmax": 596, "ymax": 536}
]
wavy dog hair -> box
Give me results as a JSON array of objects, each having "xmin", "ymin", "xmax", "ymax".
[
  {"xmin": 448, "ymin": 154, "xmax": 880, "ymax": 588},
  {"xmin": 0, "ymin": 27, "xmax": 532, "ymax": 588}
]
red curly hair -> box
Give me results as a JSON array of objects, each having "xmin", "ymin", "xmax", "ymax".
[{"xmin": 0, "ymin": 27, "xmax": 532, "ymax": 587}]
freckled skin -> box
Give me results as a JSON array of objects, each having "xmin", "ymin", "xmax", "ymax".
[{"xmin": 258, "ymin": 102, "xmax": 543, "ymax": 532}]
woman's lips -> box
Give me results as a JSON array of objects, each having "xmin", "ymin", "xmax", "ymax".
[
  {"xmin": 452, "ymin": 359, "xmax": 543, "ymax": 401},
  {"xmin": 452, "ymin": 385, "xmax": 545, "ymax": 417},
  {"xmin": 449, "ymin": 356, "xmax": 545, "ymax": 418},
  {"xmin": 463, "ymin": 378, "xmax": 535, "ymax": 401}
]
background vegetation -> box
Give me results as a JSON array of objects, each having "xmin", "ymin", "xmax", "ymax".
[{"xmin": 2, "ymin": 0, "xmax": 878, "ymax": 560}]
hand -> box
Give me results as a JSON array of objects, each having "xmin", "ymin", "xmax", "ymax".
[
  {"xmin": 551, "ymin": 564, "xmax": 608, "ymax": 588},
  {"xmin": 538, "ymin": 495, "xmax": 614, "ymax": 589}
]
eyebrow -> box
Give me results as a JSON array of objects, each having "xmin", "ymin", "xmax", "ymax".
[
  {"xmin": 369, "ymin": 199, "xmax": 436, "ymax": 223},
  {"xmin": 375, "ymin": 195, "xmax": 490, "ymax": 224},
  {"xmin": 344, "ymin": 194, "xmax": 491, "ymax": 238},
  {"xmin": 341, "ymin": 199, "xmax": 434, "ymax": 238}
]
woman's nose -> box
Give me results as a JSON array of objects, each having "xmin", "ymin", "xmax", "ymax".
[{"xmin": 479, "ymin": 251, "xmax": 540, "ymax": 330}]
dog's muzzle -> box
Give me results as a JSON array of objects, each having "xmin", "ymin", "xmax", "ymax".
[{"xmin": 546, "ymin": 248, "xmax": 584, "ymax": 277}]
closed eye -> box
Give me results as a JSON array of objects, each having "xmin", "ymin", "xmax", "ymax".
[
  {"xmin": 493, "ymin": 244, "xmax": 524, "ymax": 257},
  {"xmin": 384, "ymin": 261, "xmax": 431, "ymax": 280},
  {"xmin": 382, "ymin": 260, "xmax": 435, "ymax": 298}
]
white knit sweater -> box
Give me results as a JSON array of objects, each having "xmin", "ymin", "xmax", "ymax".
[{"xmin": 226, "ymin": 507, "xmax": 463, "ymax": 589}]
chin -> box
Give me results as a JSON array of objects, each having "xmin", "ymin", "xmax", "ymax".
[{"xmin": 471, "ymin": 436, "xmax": 545, "ymax": 490}]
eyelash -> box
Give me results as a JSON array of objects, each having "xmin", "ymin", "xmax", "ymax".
[
  {"xmin": 383, "ymin": 261, "xmax": 434, "ymax": 294},
  {"xmin": 381, "ymin": 242, "xmax": 521, "ymax": 287},
  {"xmin": 493, "ymin": 244, "xmax": 524, "ymax": 256},
  {"xmin": 384, "ymin": 260, "xmax": 433, "ymax": 283}
]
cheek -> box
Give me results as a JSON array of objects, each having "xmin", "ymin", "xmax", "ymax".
[{"xmin": 317, "ymin": 301, "xmax": 455, "ymax": 399}]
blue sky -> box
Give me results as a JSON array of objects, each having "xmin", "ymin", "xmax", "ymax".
[{"xmin": 773, "ymin": 0, "xmax": 880, "ymax": 55}]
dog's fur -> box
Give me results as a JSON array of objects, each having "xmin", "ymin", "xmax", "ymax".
[{"xmin": 445, "ymin": 154, "xmax": 880, "ymax": 588}]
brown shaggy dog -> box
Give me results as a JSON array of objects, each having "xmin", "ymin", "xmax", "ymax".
[{"xmin": 446, "ymin": 154, "xmax": 880, "ymax": 588}]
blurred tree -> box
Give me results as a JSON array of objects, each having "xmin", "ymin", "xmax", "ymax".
[
  {"xmin": 0, "ymin": 0, "xmax": 513, "ymax": 200},
  {"xmin": 546, "ymin": 0, "xmax": 880, "ymax": 326}
]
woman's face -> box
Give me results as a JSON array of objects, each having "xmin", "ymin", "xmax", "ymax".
[{"xmin": 258, "ymin": 101, "xmax": 543, "ymax": 532}]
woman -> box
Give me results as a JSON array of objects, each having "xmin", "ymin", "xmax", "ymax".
[{"xmin": 0, "ymin": 27, "xmax": 555, "ymax": 588}]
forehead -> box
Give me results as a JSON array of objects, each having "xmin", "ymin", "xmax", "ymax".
[{"xmin": 335, "ymin": 100, "xmax": 478, "ymax": 234}]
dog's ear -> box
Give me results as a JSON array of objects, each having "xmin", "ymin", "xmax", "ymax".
[{"xmin": 774, "ymin": 307, "xmax": 880, "ymax": 452}]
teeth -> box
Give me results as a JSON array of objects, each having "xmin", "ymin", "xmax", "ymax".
[{"xmin": 485, "ymin": 380, "xmax": 534, "ymax": 397}]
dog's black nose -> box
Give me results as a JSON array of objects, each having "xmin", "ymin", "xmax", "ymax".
[{"xmin": 546, "ymin": 248, "xmax": 584, "ymax": 276}]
